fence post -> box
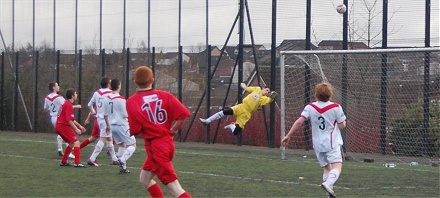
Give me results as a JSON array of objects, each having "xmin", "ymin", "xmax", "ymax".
[
  {"xmin": 33, "ymin": 51, "xmax": 39, "ymax": 133},
  {"xmin": 125, "ymin": 48, "xmax": 130, "ymax": 98},
  {"xmin": 13, "ymin": 52, "xmax": 19, "ymax": 131},
  {"xmin": 0, "ymin": 52, "xmax": 4, "ymax": 130},
  {"xmin": 78, "ymin": 49, "xmax": 83, "ymax": 123}
]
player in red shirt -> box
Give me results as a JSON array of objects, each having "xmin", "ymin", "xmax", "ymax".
[
  {"xmin": 56, "ymin": 88, "xmax": 86, "ymax": 167},
  {"xmin": 127, "ymin": 66, "xmax": 192, "ymax": 198}
]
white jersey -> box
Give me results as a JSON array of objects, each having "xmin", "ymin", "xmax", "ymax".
[
  {"xmin": 44, "ymin": 93, "xmax": 65, "ymax": 117},
  {"xmin": 87, "ymin": 88, "xmax": 112, "ymax": 118},
  {"xmin": 301, "ymin": 101, "xmax": 346, "ymax": 152},
  {"xmin": 103, "ymin": 93, "xmax": 128, "ymax": 126}
]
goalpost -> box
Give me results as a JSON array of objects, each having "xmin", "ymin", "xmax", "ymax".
[{"xmin": 280, "ymin": 47, "xmax": 440, "ymax": 163}]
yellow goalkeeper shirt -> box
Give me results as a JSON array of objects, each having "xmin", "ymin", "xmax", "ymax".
[{"xmin": 231, "ymin": 86, "xmax": 272, "ymax": 128}]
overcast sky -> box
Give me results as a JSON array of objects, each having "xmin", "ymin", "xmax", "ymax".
[{"xmin": 0, "ymin": 0, "xmax": 438, "ymax": 52}]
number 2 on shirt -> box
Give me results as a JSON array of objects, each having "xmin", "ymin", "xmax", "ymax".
[{"xmin": 142, "ymin": 100, "xmax": 167, "ymax": 124}]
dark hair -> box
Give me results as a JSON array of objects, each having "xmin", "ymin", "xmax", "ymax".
[
  {"xmin": 65, "ymin": 88, "xmax": 76, "ymax": 99},
  {"xmin": 110, "ymin": 78, "xmax": 121, "ymax": 91},
  {"xmin": 100, "ymin": 77, "xmax": 110, "ymax": 88},
  {"xmin": 49, "ymin": 82, "xmax": 57, "ymax": 92}
]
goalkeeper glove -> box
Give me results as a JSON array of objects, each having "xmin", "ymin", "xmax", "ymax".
[
  {"xmin": 240, "ymin": 83, "xmax": 247, "ymax": 89},
  {"xmin": 270, "ymin": 91, "xmax": 278, "ymax": 100}
]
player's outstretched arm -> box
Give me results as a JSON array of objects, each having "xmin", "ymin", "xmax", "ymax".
[{"xmin": 282, "ymin": 117, "xmax": 305, "ymax": 146}]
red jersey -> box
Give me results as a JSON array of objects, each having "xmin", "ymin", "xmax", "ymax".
[
  {"xmin": 127, "ymin": 89, "xmax": 191, "ymax": 140},
  {"xmin": 56, "ymin": 100, "xmax": 75, "ymax": 126}
]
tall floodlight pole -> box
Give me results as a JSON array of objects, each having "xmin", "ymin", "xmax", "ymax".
[
  {"xmin": 422, "ymin": 0, "xmax": 432, "ymax": 155},
  {"xmin": 270, "ymin": 0, "xmax": 277, "ymax": 149},
  {"xmin": 32, "ymin": 0, "xmax": 36, "ymax": 132},
  {"xmin": 12, "ymin": 0, "xmax": 15, "ymax": 51},
  {"xmin": 237, "ymin": 0, "xmax": 244, "ymax": 146},
  {"xmin": 379, "ymin": 0, "xmax": 388, "ymax": 155},
  {"xmin": 32, "ymin": 0, "xmax": 35, "ymax": 53},
  {"xmin": 341, "ymin": 0, "xmax": 349, "ymax": 156},
  {"xmin": 123, "ymin": 0, "xmax": 126, "ymax": 51},
  {"xmin": 303, "ymin": 0, "xmax": 312, "ymax": 151},
  {"xmin": 75, "ymin": 0, "xmax": 78, "ymax": 86},
  {"xmin": 178, "ymin": 0, "xmax": 181, "ymax": 48},
  {"xmin": 100, "ymin": 0, "xmax": 103, "ymax": 52},
  {"xmin": 53, "ymin": 0, "xmax": 56, "ymax": 80},
  {"xmin": 205, "ymin": 0, "xmax": 208, "ymax": 48},
  {"xmin": 147, "ymin": 0, "xmax": 151, "ymax": 64}
]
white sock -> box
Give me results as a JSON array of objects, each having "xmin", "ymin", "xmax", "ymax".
[
  {"xmin": 322, "ymin": 173, "xmax": 329, "ymax": 182},
  {"xmin": 56, "ymin": 135, "xmax": 63, "ymax": 151},
  {"xmin": 106, "ymin": 141, "xmax": 118, "ymax": 161},
  {"xmin": 117, "ymin": 147, "xmax": 126, "ymax": 158},
  {"xmin": 206, "ymin": 111, "xmax": 224, "ymax": 123},
  {"xmin": 325, "ymin": 169, "xmax": 340, "ymax": 186},
  {"xmin": 89, "ymin": 140, "xmax": 104, "ymax": 161},
  {"xmin": 120, "ymin": 146, "xmax": 136, "ymax": 164}
]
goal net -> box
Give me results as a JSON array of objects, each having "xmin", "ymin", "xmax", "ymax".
[{"xmin": 280, "ymin": 48, "xmax": 440, "ymax": 164}]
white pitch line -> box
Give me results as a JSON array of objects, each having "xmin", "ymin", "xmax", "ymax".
[
  {"xmin": 0, "ymin": 152, "xmax": 436, "ymax": 191},
  {"xmin": 1, "ymin": 138, "xmax": 439, "ymax": 190}
]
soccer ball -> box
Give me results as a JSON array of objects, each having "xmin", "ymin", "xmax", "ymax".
[{"xmin": 336, "ymin": 4, "xmax": 346, "ymax": 14}]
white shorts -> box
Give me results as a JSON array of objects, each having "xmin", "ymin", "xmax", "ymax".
[
  {"xmin": 97, "ymin": 118, "xmax": 112, "ymax": 138},
  {"xmin": 111, "ymin": 125, "xmax": 136, "ymax": 146},
  {"xmin": 315, "ymin": 145, "xmax": 343, "ymax": 167},
  {"xmin": 50, "ymin": 116, "xmax": 57, "ymax": 127}
]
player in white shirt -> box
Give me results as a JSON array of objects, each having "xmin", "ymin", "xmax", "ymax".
[
  {"xmin": 282, "ymin": 82, "xmax": 346, "ymax": 198},
  {"xmin": 43, "ymin": 82, "xmax": 80, "ymax": 158},
  {"xmin": 86, "ymin": 77, "xmax": 119, "ymax": 166},
  {"xmin": 103, "ymin": 78, "xmax": 136, "ymax": 173}
]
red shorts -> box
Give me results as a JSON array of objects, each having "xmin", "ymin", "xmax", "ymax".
[
  {"xmin": 142, "ymin": 136, "xmax": 177, "ymax": 185},
  {"xmin": 91, "ymin": 120, "xmax": 100, "ymax": 137},
  {"xmin": 55, "ymin": 124, "xmax": 79, "ymax": 143}
]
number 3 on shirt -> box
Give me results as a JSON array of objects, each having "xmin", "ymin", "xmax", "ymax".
[
  {"xmin": 142, "ymin": 100, "xmax": 167, "ymax": 124},
  {"xmin": 318, "ymin": 116, "xmax": 326, "ymax": 130}
]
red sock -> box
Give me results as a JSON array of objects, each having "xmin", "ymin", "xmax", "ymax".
[
  {"xmin": 147, "ymin": 183, "xmax": 164, "ymax": 198},
  {"xmin": 73, "ymin": 146, "xmax": 81, "ymax": 164},
  {"xmin": 61, "ymin": 146, "xmax": 72, "ymax": 163},
  {"xmin": 178, "ymin": 192, "xmax": 191, "ymax": 198},
  {"xmin": 80, "ymin": 138, "xmax": 90, "ymax": 149}
]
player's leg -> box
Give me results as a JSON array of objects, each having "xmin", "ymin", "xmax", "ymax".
[
  {"xmin": 60, "ymin": 142, "xmax": 73, "ymax": 166},
  {"xmin": 56, "ymin": 135, "xmax": 63, "ymax": 156},
  {"xmin": 65, "ymin": 142, "xmax": 75, "ymax": 159},
  {"xmin": 166, "ymin": 180, "xmax": 191, "ymax": 198},
  {"xmin": 140, "ymin": 170, "xmax": 164, "ymax": 197},
  {"xmin": 199, "ymin": 107, "xmax": 233, "ymax": 124},
  {"xmin": 72, "ymin": 140, "xmax": 85, "ymax": 167},
  {"xmin": 52, "ymin": 117, "xmax": 64, "ymax": 156},
  {"xmin": 88, "ymin": 137, "xmax": 104, "ymax": 166},
  {"xmin": 319, "ymin": 147, "xmax": 343, "ymax": 198},
  {"xmin": 57, "ymin": 125, "xmax": 75, "ymax": 166},
  {"xmin": 81, "ymin": 121, "xmax": 100, "ymax": 149},
  {"xmin": 324, "ymin": 147, "xmax": 343, "ymax": 186},
  {"xmin": 105, "ymin": 137, "xmax": 119, "ymax": 164},
  {"xmin": 154, "ymin": 137, "xmax": 191, "ymax": 198},
  {"xmin": 88, "ymin": 118, "xmax": 108, "ymax": 166},
  {"xmin": 225, "ymin": 109, "xmax": 247, "ymax": 135}
]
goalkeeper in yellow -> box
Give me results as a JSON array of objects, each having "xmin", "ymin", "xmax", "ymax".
[{"xmin": 199, "ymin": 83, "xmax": 277, "ymax": 135}]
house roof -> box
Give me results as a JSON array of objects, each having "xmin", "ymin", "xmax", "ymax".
[
  {"xmin": 318, "ymin": 40, "xmax": 369, "ymax": 49},
  {"xmin": 277, "ymin": 39, "xmax": 318, "ymax": 51}
]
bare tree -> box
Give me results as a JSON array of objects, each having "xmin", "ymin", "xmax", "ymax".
[{"xmin": 349, "ymin": 0, "xmax": 402, "ymax": 48}]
